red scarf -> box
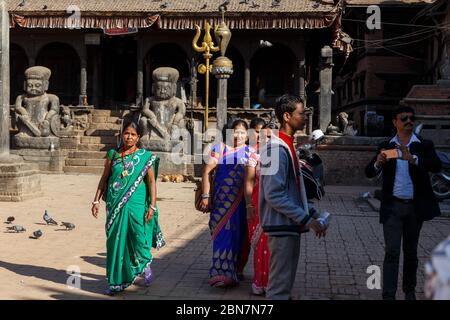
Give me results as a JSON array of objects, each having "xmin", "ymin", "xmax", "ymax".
[{"xmin": 278, "ymin": 131, "xmax": 300, "ymax": 191}]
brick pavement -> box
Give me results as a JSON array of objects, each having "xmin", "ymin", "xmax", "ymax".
[{"xmin": 0, "ymin": 175, "xmax": 448, "ymax": 300}]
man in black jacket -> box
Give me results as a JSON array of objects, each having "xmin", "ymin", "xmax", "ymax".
[{"xmin": 365, "ymin": 106, "xmax": 441, "ymax": 300}]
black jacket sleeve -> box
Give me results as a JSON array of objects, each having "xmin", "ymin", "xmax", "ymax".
[
  {"xmin": 365, "ymin": 143, "xmax": 386, "ymax": 178},
  {"xmin": 416, "ymin": 140, "xmax": 442, "ymax": 173}
]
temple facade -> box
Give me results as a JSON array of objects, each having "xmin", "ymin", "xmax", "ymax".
[{"xmin": 8, "ymin": 0, "xmax": 345, "ymax": 131}]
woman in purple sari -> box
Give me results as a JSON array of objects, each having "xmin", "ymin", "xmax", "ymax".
[{"xmin": 199, "ymin": 119, "xmax": 252, "ymax": 287}]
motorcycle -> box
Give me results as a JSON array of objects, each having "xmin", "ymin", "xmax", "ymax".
[
  {"xmin": 431, "ymin": 151, "xmax": 450, "ymax": 200},
  {"xmin": 297, "ymin": 129, "xmax": 325, "ymax": 200},
  {"xmin": 414, "ymin": 123, "xmax": 450, "ymax": 200}
]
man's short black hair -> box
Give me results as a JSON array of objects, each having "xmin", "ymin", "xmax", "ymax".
[
  {"xmin": 274, "ymin": 94, "xmax": 304, "ymax": 124},
  {"xmin": 250, "ymin": 117, "xmax": 266, "ymax": 129},
  {"xmin": 393, "ymin": 106, "xmax": 415, "ymax": 120}
]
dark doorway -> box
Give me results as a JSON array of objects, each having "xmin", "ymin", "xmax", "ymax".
[
  {"xmin": 36, "ymin": 42, "xmax": 80, "ymax": 105},
  {"xmin": 226, "ymin": 46, "xmax": 245, "ymax": 108},
  {"xmin": 250, "ymin": 44, "xmax": 296, "ymax": 108},
  {"xmin": 101, "ymin": 36, "xmax": 137, "ymax": 109},
  {"xmin": 10, "ymin": 43, "xmax": 29, "ymax": 105},
  {"xmin": 145, "ymin": 43, "xmax": 189, "ymax": 99}
]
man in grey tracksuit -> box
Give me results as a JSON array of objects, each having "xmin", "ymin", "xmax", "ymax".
[{"xmin": 259, "ymin": 94, "xmax": 324, "ymax": 300}]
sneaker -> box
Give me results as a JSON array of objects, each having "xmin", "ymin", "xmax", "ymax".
[
  {"xmin": 144, "ymin": 265, "xmax": 154, "ymax": 286},
  {"xmin": 104, "ymin": 288, "xmax": 114, "ymax": 296}
]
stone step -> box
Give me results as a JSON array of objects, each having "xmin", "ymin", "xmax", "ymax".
[
  {"xmin": 68, "ymin": 151, "xmax": 107, "ymax": 159},
  {"xmin": 85, "ymin": 129, "xmax": 120, "ymax": 136},
  {"xmin": 78, "ymin": 143, "xmax": 116, "ymax": 152},
  {"xmin": 66, "ymin": 158, "xmax": 106, "ymax": 167},
  {"xmin": 64, "ymin": 166, "xmax": 104, "ymax": 175},
  {"xmin": 91, "ymin": 116, "xmax": 121, "ymax": 124},
  {"xmin": 81, "ymin": 136, "xmax": 118, "ymax": 144},
  {"xmin": 88, "ymin": 123, "xmax": 122, "ymax": 130}
]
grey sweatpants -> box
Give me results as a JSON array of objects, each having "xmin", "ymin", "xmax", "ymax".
[{"xmin": 266, "ymin": 235, "xmax": 301, "ymax": 300}]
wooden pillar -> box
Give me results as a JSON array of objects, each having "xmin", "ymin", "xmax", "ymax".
[
  {"xmin": 298, "ymin": 59, "xmax": 306, "ymax": 100},
  {"xmin": 319, "ymin": 46, "xmax": 333, "ymax": 132},
  {"xmin": 136, "ymin": 38, "xmax": 144, "ymax": 106},
  {"xmin": 243, "ymin": 59, "xmax": 251, "ymax": 108},
  {"xmin": 79, "ymin": 44, "xmax": 87, "ymax": 106}
]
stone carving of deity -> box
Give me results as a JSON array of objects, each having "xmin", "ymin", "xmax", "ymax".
[
  {"xmin": 14, "ymin": 66, "xmax": 67, "ymax": 149},
  {"xmin": 139, "ymin": 67, "xmax": 186, "ymax": 150}
]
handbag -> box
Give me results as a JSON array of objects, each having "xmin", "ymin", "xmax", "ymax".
[{"xmin": 195, "ymin": 143, "xmax": 224, "ymax": 212}]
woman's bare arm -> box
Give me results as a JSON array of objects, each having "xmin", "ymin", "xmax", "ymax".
[
  {"xmin": 244, "ymin": 166, "xmax": 256, "ymax": 205},
  {"xmin": 244, "ymin": 166, "xmax": 256, "ymax": 221},
  {"xmin": 145, "ymin": 166, "xmax": 157, "ymax": 223},
  {"xmin": 91, "ymin": 157, "xmax": 112, "ymax": 218}
]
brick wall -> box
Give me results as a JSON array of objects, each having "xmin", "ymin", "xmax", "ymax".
[
  {"xmin": 412, "ymin": 103, "xmax": 450, "ymax": 115},
  {"xmin": 316, "ymin": 145, "xmax": 380, "ymax": 186}
]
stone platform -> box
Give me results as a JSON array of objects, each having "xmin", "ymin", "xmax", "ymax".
[{"xmin": 0, "ymin": 159, "xmax": 42, "ymax": 201}]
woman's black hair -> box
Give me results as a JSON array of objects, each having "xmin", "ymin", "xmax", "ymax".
[
  {"xmin": 249, "ymin": 117, "xmax": 266, "ymax": 129},
  {"xmin": 263, "ymin": 122, "xmax": 278, "ymax": 129},
  {"xmin": 231, "ymin": 119, "xmax": 249, "ymax": 131},
  {"xmin": 122, "ymin": 120, "xmax": 141, "ymax": 136}
]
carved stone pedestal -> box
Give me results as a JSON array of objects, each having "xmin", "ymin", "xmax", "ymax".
[
  {"xmin": 0, "ymin": 156, "xmax": 42, "ymax": 201},
  {"xmin": 10, "ymin": 149, "xmax": 66, "ymax": 172},
  {"xmin": 13, "ymin": 134, "xmax": 60, "ymax": 149},
  {"xmin": 139, "ymin": 138, "xmax": 180, "ymax": 153},
  {"xmin": 152, "ymin": 151, "xmax": 191, "ymax": 175}
]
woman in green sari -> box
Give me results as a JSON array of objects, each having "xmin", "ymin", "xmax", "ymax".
[{"xmin": 91, "ymin": 121, "xmax": 165, "ymax": 295}]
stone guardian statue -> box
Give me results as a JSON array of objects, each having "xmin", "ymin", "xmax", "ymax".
[
  {"xmin": 14, "ymin": 66, "xmax": 62, "ymax": 149},
  {"xmin": 139, "ymin": 67, "xmax": 186, "ymax": 151}
]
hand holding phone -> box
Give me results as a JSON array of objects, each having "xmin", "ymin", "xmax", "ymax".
[{"xmin": 382, "ymin": 149, "xmax": 399, "ymax": 159}]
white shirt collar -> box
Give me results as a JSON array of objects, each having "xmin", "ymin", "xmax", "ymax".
[{"xmin": 390, "ymin": 134, "xmax": 420, "ymax": 147}]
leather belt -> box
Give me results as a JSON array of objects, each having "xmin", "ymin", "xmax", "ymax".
[{"xmin": 393, "ymin": 197, "xmax": 413, "ymax": 204}]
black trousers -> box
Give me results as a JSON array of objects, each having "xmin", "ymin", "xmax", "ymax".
[{"xmin": 382, "ymin": 200, "xmax": 423, "ymax": 299}]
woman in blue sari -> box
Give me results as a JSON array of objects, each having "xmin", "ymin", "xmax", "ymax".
[{"xmin": 199, "ymin": 119, "xmax": 252, "ymax": 287}]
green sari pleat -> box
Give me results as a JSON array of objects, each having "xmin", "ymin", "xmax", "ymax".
[{"xmin": 105, "ymin": 149, "xmax": 165, "ymax": 292}]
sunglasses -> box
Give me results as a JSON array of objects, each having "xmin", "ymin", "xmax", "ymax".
[{"xmin": 399, "ymin": 115, "xmax": 415, "ymax": 122}]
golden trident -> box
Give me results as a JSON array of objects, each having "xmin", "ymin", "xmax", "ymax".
[{"xmin": 192, "ymin": 21, "xmax": 220, "ymax": 131}]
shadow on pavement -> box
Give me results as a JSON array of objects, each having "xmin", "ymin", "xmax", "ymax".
[
  {"xmin": 0, "ymin": 260, "xmax": 105, "ymax": 295},
  {"xmin": 80, "ymin": 255, "xmax": 106, "ymax": 268}
]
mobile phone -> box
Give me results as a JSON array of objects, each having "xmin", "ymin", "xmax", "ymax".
[{"xmin": 382, "ymin": 149, "xmax": 399, "ymax": 159}]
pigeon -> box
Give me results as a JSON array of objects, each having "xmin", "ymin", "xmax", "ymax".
[
  {"xmin": 7, "ymin": 225, "xmax": 26, "ymax": 233},
  {"xmin": 249, "ymin": 1, "xmax": 260, "ymax": 8},
  {"xmin": 61, "ymin": 222, "xmax": 75, "ymax": 230},
  {"xmin": 200, "ymin": 3, "xmax": 207, "ymax": 9},
  {"xmin": 32, "ymin": 230, "xmax": 43, "ymax": 239},
  {"xmin": 6, "ymin": 216, "xmax": 15, "ymax": 224},
  {"xmin": 160, "ymin": 2, "xmax": 168, "ymax": 8},
  {"xmin": 43, "ymin": 210, "xmax": 57, "ymax": 225},
  {"xmin": 271, "ymin": 0, "xmax": 281, "ymax": 7}
]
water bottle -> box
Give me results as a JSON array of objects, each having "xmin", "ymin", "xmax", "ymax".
[{"xmin": 317, "ymin": 211, "xmax": 331, "ymax": 229}]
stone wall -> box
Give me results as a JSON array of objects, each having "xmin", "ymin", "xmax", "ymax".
[{"xmin": 316, "ymin": 145, "xmax": 379, "ymax": 186}]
